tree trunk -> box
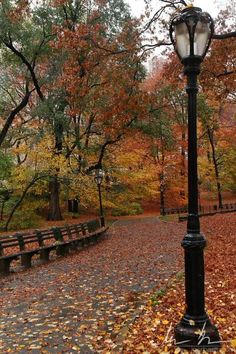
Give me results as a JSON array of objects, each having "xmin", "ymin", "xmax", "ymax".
[
  {"xmin": 207, "ymin": 128, "xmax": 223, "ymax": 209},
  {"xmin": 47, "ymin": 120, "xmax": 64, "ymax": 221},
  {"xmin": 0, "ymin": 201, "xmax": 5, "ymax": 220},
  {"xmin": 47, "ymin": 176, "xmax": 63, "ymax": 220},
  {"xmin": 0, "ymin": 89, "xmax": 31, "ymax": 147}
]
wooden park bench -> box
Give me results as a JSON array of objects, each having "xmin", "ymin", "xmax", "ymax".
[{"xmin": 0, "ymin": 219, "xmax": 108, "ymax": 275}]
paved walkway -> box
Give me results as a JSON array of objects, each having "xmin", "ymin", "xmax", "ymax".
[{"xmin": 0, "ymin": 217, "xmax": 185, "ymax": 353}]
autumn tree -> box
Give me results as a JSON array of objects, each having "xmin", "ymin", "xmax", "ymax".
[
  {"xmin": 0, "ymin": 0, "xmax": 149, "ymax": 225},
  {"xmin": 197, "ymin": 3, "xmax": 236, "ymax": 206},
  {"xmin": 48, "ymin": 0, "xmax": 148, "ymax": 205},
  {"xmin": 0, "ymin": 0, "xmax": 235, "ymax": 227}
]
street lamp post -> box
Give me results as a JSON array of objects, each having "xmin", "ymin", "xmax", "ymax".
[
  {"xmin": 170, "ymin": 7, "xmax": 221, "ymax": 349},
  {"xmin": 160, "ymin": 184, "xmax": 165, "ymax": 216},
  {"xmin": 95, "ymin": 168, "xmax": 105, "ymax": 227}
]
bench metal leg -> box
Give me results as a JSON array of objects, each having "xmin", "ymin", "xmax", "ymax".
[
  {"xmin": 21, "ymin": 254, "xmax": 32, "ymax": 268},
  {"xmin": 86, "ymin": 234, "xmax": 99, "ymax": 245},
  {"xmin": 86, "ymin": 236, "xmax": 95, "ymax": 245},
  {"xmin": 0, "ymin": 259, "xmax": 12, "ymax": 275},
  {"xmin": 75, "ymin": 239, "xmax": 85, "ymax": 248},
  {"xmin": 69, "ymin": 242, "xmax": 77, "ymax": 251},
  {"xmin": 91, "ymin": 234, "xmax": 100, "ymax": 243},
  {"xmin": 56, "ymin": 244, "xmax": 69, "ymax": 256},
  {"xmin": 40, "ymin": 249, "xmax": 51, "ymax": 262},
  {"xmin": 82, "ymin": 238, "xmax": 88, "ymax": 246}
]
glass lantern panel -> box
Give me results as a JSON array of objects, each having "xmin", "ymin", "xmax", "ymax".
[
  {"xmin": 175, "ymin": 22, "xmax": 190, "ymax": 59},
  {"xmin": 194, "ymin": 20, "xmax": 211, "ymax": 56},
  {"xmin": 95, "ymin": 176, "xmax": 102, "ymax": 184},
  {"xmin": 98, "ymin": 169, "xmax": 104, "ymax": 178}
]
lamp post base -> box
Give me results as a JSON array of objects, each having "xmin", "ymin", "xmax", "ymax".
[{"xmin": 175, "ymin": 314, "xmax": 221, "ymax": 350}]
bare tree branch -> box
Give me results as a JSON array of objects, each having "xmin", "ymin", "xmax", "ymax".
[
  {"xmin": 213, "ymin": 31, "xmax": 236, "ymax": 39},
  {"xmin": 0, "ymin": 84, "xmax": 34, "ymax": 147},
  {"xmin": 3, "ymin": 35, "xmax": 45, "ymax": 101}
]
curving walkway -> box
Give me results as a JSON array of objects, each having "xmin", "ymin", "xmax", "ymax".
[{"xmin": 0, "ymin": 217, "xmax": 185, "ymax": 353}]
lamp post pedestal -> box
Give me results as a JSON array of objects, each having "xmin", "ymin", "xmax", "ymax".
[
  {"xmin": 175, "ymin": 317, "xmax": 221, "ymax": 350},
  {"xmin": 175, "ymin": 233, "xmax": 221, "ymax": 349}
]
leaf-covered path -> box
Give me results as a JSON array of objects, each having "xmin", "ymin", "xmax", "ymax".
[{"xmin": 0, "ymin": 217, "xmax": 185, "ymax": 353}]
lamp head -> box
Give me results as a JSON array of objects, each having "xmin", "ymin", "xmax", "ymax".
[
  {"xmin": 95, "ymin": 168, "xmax": 104, "ymax": 185},
  {"xmin": 170, "ymin": 7, "xmax": 214, "ymax": 62}
]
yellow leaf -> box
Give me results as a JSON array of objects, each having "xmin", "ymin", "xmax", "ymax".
[
  {"xmin": 162, "ymin": 320, "xmax": 169, "ymax": 325},
  {"xmin": 217, "ymin": 317, "xmax": 226, "ymax": 323},
  {"xmin": 136, "ymin": 344, "xmax": 145, "ymax": 350},
  {"xmin": 153, "ymin": 319, "xmax": 161, "ymax": 326},
  {"xmin": 231, "ymin": 339, "xmax": 236, "ymax": 348},
  {"xmin": 189, "ymin": 320, "xmax": 195, "ymax": 326},
  {"xmin": 174, "ymin": 348, "xmax": 181, "ymax": 354}
]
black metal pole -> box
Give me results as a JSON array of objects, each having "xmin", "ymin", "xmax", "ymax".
[
  {"xmin": 174, "ymin": 57, "xmax": 221, "ymax": 349},
  {"xmin": 160, "ymin": 189, "xmax": 165, "ymax": 216},
  {"xmin": 160, "ymin": 173, "xmax": 165, "ymax": 216},
  {"xmin": 97, "ymin": 183, "xmax": 105, "ymax": 227}
]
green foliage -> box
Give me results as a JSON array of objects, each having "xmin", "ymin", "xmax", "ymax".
[
  {"xmin": 1, "ymin": 210, "xmax": 42, "ymax": 231},
  {"xmin": 0, "ymin": 193, "xmax": 47, "ymax": 230},
  {"xmin": 220, "ymin": 147, "xmax": 236, "ymax": 192},
  {"xmin": 150, "ymin": 288, "xmax": 166, "ymax": 307},
  {"xmin": 198, "ymin": 95, "xmax": 216, "ymax": 128},
  {"xmin": 111, "ymin": 202, "xmax": 143, "ymax": 216},
  {"xmin": 96, "ymin": 0, "xmax": 132, "ymax": 38},
  {"xmin": 0, "ymin": 151, "xmax": 13, "ymax": 181},
  {"xmin": 0, "ymin": 188, "xmax": 11, "ymax": 202},
  {"xmin": 136, "ymin": 86, "xmax": 178, "ymax": 152}
]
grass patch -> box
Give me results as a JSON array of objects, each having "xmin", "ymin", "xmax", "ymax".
[
  {"xmin": 175, "ymin": 270, "xmax": 184, "ymax": 281},
  {"xmin": 150, "ymin": 288, "xmax": 167, "ymax": 307},
  {"xmin": 159, "ymin": 214, "xmax": 179, "ymax": 222},
  {"xmin": 111, "ymin": 202, "xmax": 143, "ymax": 216},
  {"xmin": 150, "ymin": 271, "xmax": 184, "ymax": 307}
]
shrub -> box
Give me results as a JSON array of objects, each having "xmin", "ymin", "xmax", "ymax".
[
  {"xmin": 111, "ymin": 202, "xmax": 143, "ymax": 216},
  {"xmin": 6, "ymin": 210, "xmax": 43, "ymax": 231}
]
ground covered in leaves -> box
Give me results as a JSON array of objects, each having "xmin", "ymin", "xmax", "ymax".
[
  {"xmin": 0, "ymin": 213, "xmax": 235, "ymax": 353},
  {"xmin": 0, "ymin": 217, "xmax": 185, "ymax": 353},
  {"xmin": 122, "ymin": 213, "xmax": 236, "ymax": 354}
]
